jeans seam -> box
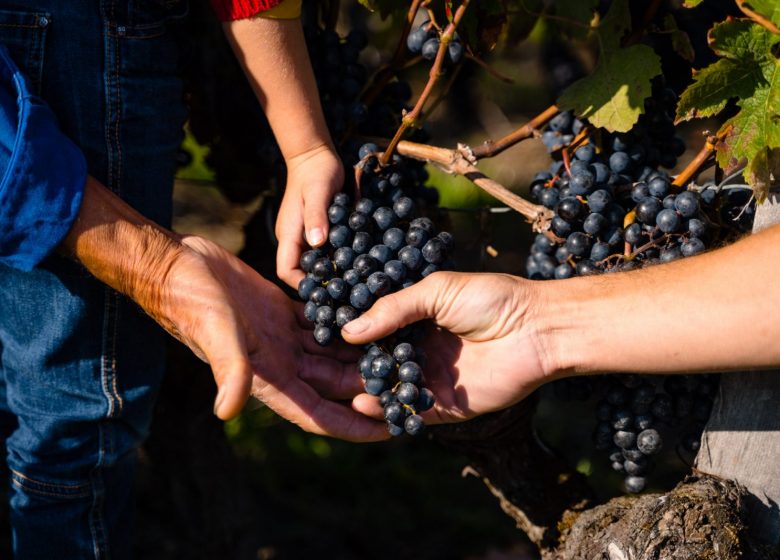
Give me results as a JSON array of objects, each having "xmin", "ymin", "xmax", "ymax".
[
  {"xmin": 10, "ymin": 469, "xmax": 91, "ymax": 498},
  {"xmin": 89, "ymin": 422, "xmax": 109, "ymax": 560}
]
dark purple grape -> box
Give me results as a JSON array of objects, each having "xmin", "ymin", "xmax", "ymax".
[
  {"xmin": 326, "ymin": 277, "xmax": 348, "ymax": 301},
  {"xmin": 315, "ymin": 305, "xmax": 336, "ymax": 326},
  {"xmin": 348, "ymin": 212, "xmax": 370, "ymax": 231},
  {"xmin": 406, "ymin": 227, "xmax": 429, "ymax": 248},
  {"xmin": 313, "ymin": 325, "xmax": 333, "ymax": 346},
  {"xmin": 303, "ymin": 301, "xmax": 318, "ymax": 322},
  {"xmin": 566, "ymin": 232, "xmax": 592, "ymax": 257},
  {"xmin": 656, "ymin": 208, "xmax": 681, "ymax": 233},
  {"xmin": 300, "ymin": 249, "xmax": 320, "ymax": 273},
  {"xmin": 397, "ymin": 383, "xmax": 420, "ymax": 405},
  {"xmin": 398, "ymin": 361, "xmax": 422, "ymax": 384},
  {"xmin": 335, "ymin": 305, "xmax": 358, "ymax": 328},
  {"xmin": 398, "ymin": 245, "xmax": 423, "ymax": 270},
  {"xmin": 349, "ymin": 283, "xmax": 373, "ymax": 309},
  {"xmin": 636, "ymin": 197, "xmax": 663, "ymax": 225},
  {"xmin": 328, "ymin": 204, "xmax": 349, "ymax": 225},
  {"xmin": 298, "ymin": 277, "xmax": 318, "ymax": 300},
  {"xmin": 637, "ymin": 429, "xmax": 662, "ymax": 455},
  {"xmin": 421, "ymin": 37, "xmax": 440, "ymax": 60},
  {"xmin": 352, "ymin": 231, "xmax": 372, "ymax": 254}
]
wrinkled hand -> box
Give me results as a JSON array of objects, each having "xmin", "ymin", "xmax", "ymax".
[
  {"xmin": 276, "ymin": 145, "xmax": 344, "ymax": 288},
  {"xmin": 149, "ymin": 234, "xmax": 387, "ymax": 441},
  {"xmin": 341, "ymin": 272, "xmax": 554, "ymax": 425}
]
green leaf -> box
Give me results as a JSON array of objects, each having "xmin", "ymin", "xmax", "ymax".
[
  {"xmin": 676, "ymin": 58, "xmax": 763, "ymax": 121},
  {"xmin": 709, "ymin": 18, "xmax": 778, "ymax": 60},
  {"xmin": 716, "ymin": 23, "xmax": 780, "ymax": 198},
  {"xmin": 556, "ymin": 0, "xmax": 661, "ymax": 132},
  {"xmin": 744, "ymin": 147, "xmax": 780, "ymax": 201},
  {"xmin": 558, "ymin": 45, "xmax": 661, "ymax": 132},
  {"xmin": 683, "ymin": 0, "xmax": 705, "ymax": 7},
  {"xmin": 739, "ymin": 0, "xmax": 780, "ymax": 31}
]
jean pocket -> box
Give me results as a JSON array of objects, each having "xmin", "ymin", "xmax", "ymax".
[{"xmin": 0, "ymin": 9, "xmax": 49, "ymax": 95}]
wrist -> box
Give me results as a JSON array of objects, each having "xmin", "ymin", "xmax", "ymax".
[
  {"xmin": 530, "ymin": 275, "xmax": 606, "ymax": 380},
  {"xmin": 62, "ymin": 177, "xmax": 186, "ymax": 310}
]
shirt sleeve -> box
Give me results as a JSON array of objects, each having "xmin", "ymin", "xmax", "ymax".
[
  {"xmin": 0, "ymin": 45, "xmax": 86, "ymax": 271},
  {"xmin": 209, "ymin": 0, "xmax": 302, "ymax": 21}
]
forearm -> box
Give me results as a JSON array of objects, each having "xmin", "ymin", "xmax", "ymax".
[
  {"xmin": 60, "ymin": 176, "xmax": 183, "ymax": 312},
  {"xmin": 537, "ymin": 224, "xmax": 780, "ymax": 377},
  {"xmin": 223, "ymin": 17, "xmax": 333, "ymax": 160}
]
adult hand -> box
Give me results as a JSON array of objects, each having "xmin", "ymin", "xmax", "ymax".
[
  {"xmin": 341, "ymin": 272, "xmax": 555, "ymax": 425},
  {"xmin": 161, "ymin": 234, "xmax": 387, "ymax": 441},
  {"xmin": 275, "ymin": 145, "xmax": 344, "ymax": 288}
]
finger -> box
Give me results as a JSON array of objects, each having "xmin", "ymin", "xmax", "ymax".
[
  {"xmin": 302, "ymin": 184, "xmax": 334, "ymax": 249},
  {"xmin": 202, "ymin": 319, "xmax": 254, "ymax": 420},
  {"xmin": 300, "ymin": 329, "xmax": 363, "ymax": 362},
  {"xmin": 251, "ymin": 376, "xmax": 389, "ymax": 442},
  {"xmin": 341, "ymin": 275, "xmax": 440, "ymax": 345},
  {"xmin": 352, "ymin": 393, "xmax": 385, "ymax": 420},
  {"xmin": 298, "ymin": 354, "xmax": 364, "ymax": 399},
  {"xmin": 276, "ymin": 229, "xmax": 307, "ymax": 289}
]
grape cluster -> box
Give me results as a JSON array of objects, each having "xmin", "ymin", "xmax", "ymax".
[
  {"xmin": 528, "ymin": 81, "xmax": 754, "ymax": 492},
  {"xmin": 297, "ymin": 146, "xmax": 453, "ymax": 436},
  {"xmin": 406, "ymin": 19, "xmax": 464, "ymax": 64},
  {"xmin": 592, "ymin": 374, "xmax": 719, "ymax": 493},
  {"xmin": 529, "ymin": 83, "xmax": 754, "ymax": 280}
]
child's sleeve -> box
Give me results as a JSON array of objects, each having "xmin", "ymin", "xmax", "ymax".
[{"xmin": 209, "ymin": 0, "xmax": 302, "ymax": 22}]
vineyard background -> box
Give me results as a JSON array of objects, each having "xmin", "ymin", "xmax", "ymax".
[{"xmin": 0, "ymin": 0, "xmax": 772, "ymax": 558}]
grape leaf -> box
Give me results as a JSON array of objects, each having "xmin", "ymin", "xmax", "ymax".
[
  {"xmin": 737, "ymin": 0, "xmax": 780, "ymax": 31},
  {"xmin": 558, "ymin": 45, "xmax": 661, "ymax": 132},
  {"xmin": 676, "ymin": 58, "xmax": 763, "ymax": 120},
  {"xmin": 556, "ymin": 0, "xmax": 661, "ymax": 132},
  {"xmin": 745, "ymin": 147, "xmax": 780, "ymax": 195},
  {"xmin": 715, "ymin": 22, "xmax": 780, "ymax": 197},
  {"xmin": 683, "ymin": 0, "xmax": 705, "ymax": 7}
]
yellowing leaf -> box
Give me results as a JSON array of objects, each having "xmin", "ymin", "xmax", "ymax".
[{"xmin": 558, "ymin": 45, "xmax": 661, "ymax": 132}]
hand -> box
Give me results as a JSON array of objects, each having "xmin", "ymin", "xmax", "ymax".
[
  {"xmin": 341, "ymin": 272, "xmax": 555, "ymax": 425},
  {"xmin": 275, "ymin": 145, "xmax": 344, "ymax": 288},
  {"xmin": 148, "ymin": 234, "xmax": 387, "ymax": 441}
]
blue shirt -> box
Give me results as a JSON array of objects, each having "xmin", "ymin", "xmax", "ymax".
[{"xmin": 0, "ymin": 44, "xmax": 86, "ymax": 271}]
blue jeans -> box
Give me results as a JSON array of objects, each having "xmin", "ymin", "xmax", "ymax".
[{"xmin": 0, "ymin": 1, "xmax": 188, "ymax": 557}]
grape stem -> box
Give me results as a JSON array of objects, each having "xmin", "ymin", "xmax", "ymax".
[
  {"xmin": 672, "ymin": 127, "xmax": 732, "ymax": 189},
  {"xmin": 380, "ymin": 0, "xmax": 472, "ymax": 166}
]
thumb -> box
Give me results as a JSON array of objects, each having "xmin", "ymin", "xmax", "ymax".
[
  {"xmin": 341, "ymin": 278, "xmax": 436, "ymax": 344},
  {"xmin": 303, "ymin": 184, "xmax": 334, "ymax": 248},
  {"xmin": 204, "ymin": 327, "xmax": 254, "ymax": 420}
]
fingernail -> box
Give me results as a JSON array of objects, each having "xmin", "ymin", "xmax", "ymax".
[
  {"xmin": 343, "ymin": 317, "xmax": 369, "ymax": 335},
  {"xmin": 307, "ymin": 228, "xmax": 325, "ymax": 246},
  {"xmin": 213, "ymin": 387, "xmax": 225, "ymax": 417}
]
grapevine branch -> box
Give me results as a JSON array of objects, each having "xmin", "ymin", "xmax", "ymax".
[
  {"xmin": 380, "ymin": 0, "xmax": 472, "ymax": 165},
  {"xmin": 468, "ymin": 105, "xmax": 560, "ymax": 159},
  {"xmin": 672, "ymin": 127, "xmax": 732, "ymax": 188},
  {"xmin": 394, "ymin": 139, "xmax": 554, "ymax": 230}
]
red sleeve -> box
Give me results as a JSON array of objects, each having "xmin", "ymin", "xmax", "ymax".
[{"xmin": 209, "ymin": 0, "xmax": 284, "ymax": 21}]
